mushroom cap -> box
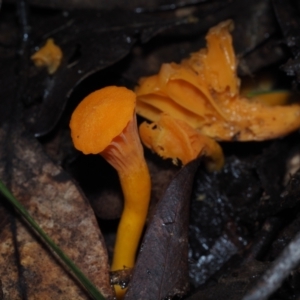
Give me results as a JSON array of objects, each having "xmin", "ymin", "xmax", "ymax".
[{"xmin": 70, "ymin": 86, "xmax": 136, "ymax": 154}]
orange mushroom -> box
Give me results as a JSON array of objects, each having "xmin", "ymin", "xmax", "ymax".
[
  {"xmin": 69, "ymin": 86, "xmax": 151, "ymax": 298},
  {"xmin": 139, "ymin": 113, "xmax": 224, "ymax": 171},
  {"xmin": 31, "ymin": 38, "xmax": 63, "ymax": 74},
  {"xmin": 135, "ymin": 20, "xmax": 300, "ymax": 150}
]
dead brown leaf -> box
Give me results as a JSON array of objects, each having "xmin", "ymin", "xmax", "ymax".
[
  {"xmin": 125, "ymin": 159, "xmax": 200, "ymax": 300},
  {"xmin": 0, "ymin": 125, "xmax": 114, "ymax": 299}
]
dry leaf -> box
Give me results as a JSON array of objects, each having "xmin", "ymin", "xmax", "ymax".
[
  {"xmin": 125, "ymin": 159, "xmax": 200, "ymax": 300},
  {"xmin": 0, "ymin": 125, "xmax": 114, "ymax": 299}
]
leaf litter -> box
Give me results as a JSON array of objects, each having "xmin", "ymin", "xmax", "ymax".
[
  {"xmin": 0, "ymin": 125, "xmax": 114, "ymax": 299},
  {"xmin": 2, "ymin": 0, "xmax": 300, "ymax": 299},
  {"xmin": 125, "ymin": 159, "xmax": 200, "ymax": 300},
  {"xmin": 23, "ymin": 8, "xmax": 193, "ymax": 137}
]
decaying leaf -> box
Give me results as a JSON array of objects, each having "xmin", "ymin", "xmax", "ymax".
[
  {"xmin": 186, "ymin": 260, "xmax": 269, "ymax": 300},
  {"xmin": 0, "ymin": 126, "xmax": 114, "ymax": 299},
  {"xmin": 4, "ymin": 0, "xmax": 208, "ymax": 11},
  {"xmin": 125, "ymin": 159, "xmax": 200, "ymax": 300},
  {"xmin": 24, "ymin": 8, "xmax": 191, "ymax": 137},
  {"xmin": 187, "ymin": 139, "xmax": 291, "ymax": 289},
  {"xmin": 4, "ymin": 2, "xmax": 300, "ymax": 299},
  {"xmin": 273, "ymin": 0, "xmax": 300, "ymax": 83},
  {"xmin": 232, "ymin": 0, "xmax": 277, "ymax": 57}
]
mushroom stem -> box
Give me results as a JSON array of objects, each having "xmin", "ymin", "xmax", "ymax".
[
  {"xmin": 102, "ymin": 116, "xmax": 151, "ymax": 271},
  {"xmin": 102, "ymin": 115, "xmax": 150, "ymax": 299},
  {"xmin": 113, "ymin": 162, "xmax": 150, "ymax": 269}
]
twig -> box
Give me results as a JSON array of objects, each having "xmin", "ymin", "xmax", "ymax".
[{"xmin": 243, "ymin": 230, "xmax": 300, "ymax": 300}]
